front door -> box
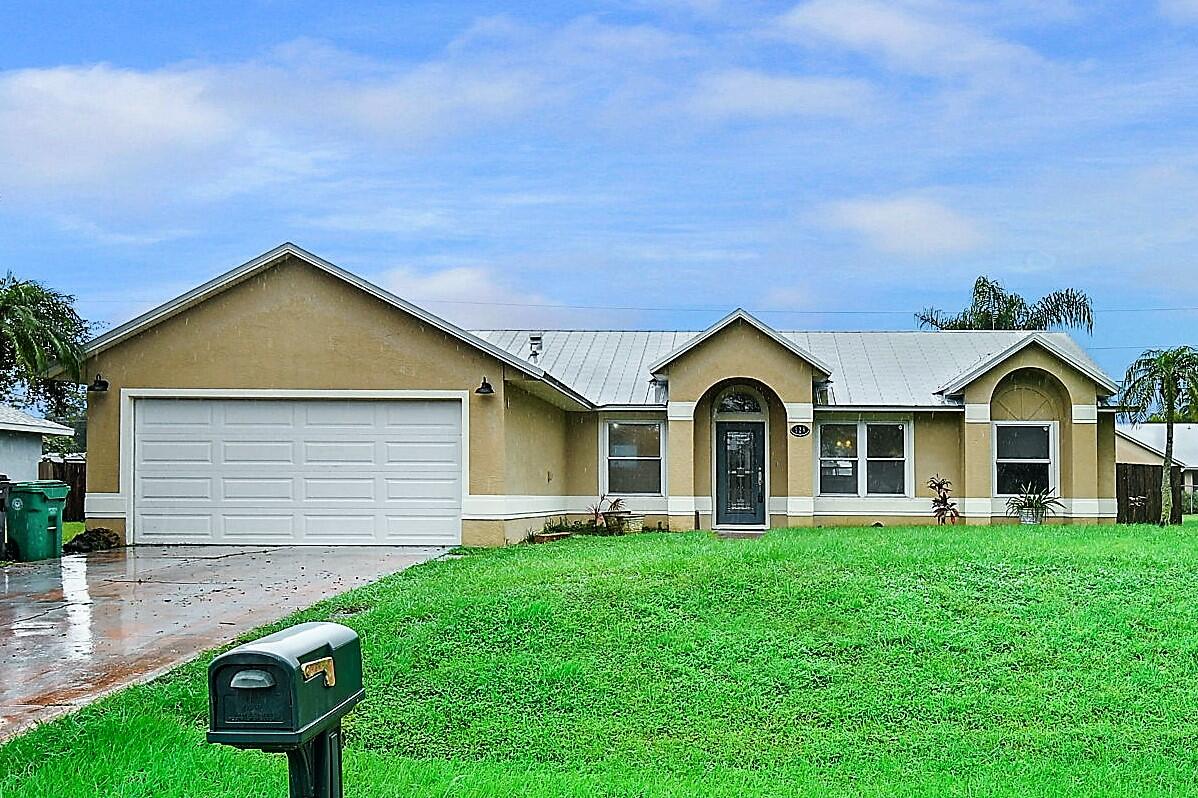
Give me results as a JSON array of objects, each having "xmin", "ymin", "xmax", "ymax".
[{"xmin": 715, "ymin": 421, "xmax": 766, "ymax": 526}]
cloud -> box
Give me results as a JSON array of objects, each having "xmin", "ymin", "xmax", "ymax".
[
  {"xmin": 822, "ymin": 195, "xmax": 988, "ymax": 256},
  {"xmin": 379, "ymin": 264, "xmax": 577, "ymax": 328},
  {"xmin": 687, "ymin": 68, "xmax": 876, "ymax": 119},
  {"xmin": 777, "ymin": 0, "xmax": 1041, "ymax": 78},
  {"xmin": 1160, "ymin": 0, "xmax": 1198, "ymax": 22},
  {"xmin": 0, "ymin": 64, "xmax": 234, "ymax": 189}
]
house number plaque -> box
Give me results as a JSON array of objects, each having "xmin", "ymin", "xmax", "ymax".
[{"xmin": 789, "ymin": 424, "xmax": 811, "ymax": 438}]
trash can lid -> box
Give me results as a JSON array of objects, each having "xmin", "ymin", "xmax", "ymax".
[{"xmin": 9, "ymin": 480, "xmax": 70, "ymax": 497}]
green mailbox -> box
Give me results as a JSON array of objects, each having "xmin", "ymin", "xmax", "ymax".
[
  {"xmin": 208, "ymin": 622, "xmax": 364, "ymax": 798},
  {"xmin": 5, "ymin": 480, "xmax": 70, "ymax": 562}
]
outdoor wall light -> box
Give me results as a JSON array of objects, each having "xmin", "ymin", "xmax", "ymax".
[
  {"xmin": 475, "ymin": 376, "xmax": 495, "ymax": 395},
  {"xmin": 88, "ymin": 374, "xmax": 110, "ymax": 393}
]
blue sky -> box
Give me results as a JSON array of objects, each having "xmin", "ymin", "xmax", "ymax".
[{"xmin": 3, "ymin": 0, "xmax": 1198, "ymax": 377}]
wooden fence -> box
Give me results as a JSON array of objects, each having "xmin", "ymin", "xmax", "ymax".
[
  {"xmin": 1116, "ymin": 463, "xmax": 1184, "ymax": 525},
  {"xmin": 38, "ymin": 459, "xmax": 86, "ymax": 522}
]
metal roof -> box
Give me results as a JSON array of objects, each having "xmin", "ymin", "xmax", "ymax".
[
  {"xmin": 1117, "ymin": 423, "xmax": 1198, "ymax": 469},
  {"xmin": 474, "ymin": 329, "xmax": 1115, "ymax": 408},
  {"xmin": 0, "ymin": 405, "xmax": 73, "ymax": 436}
]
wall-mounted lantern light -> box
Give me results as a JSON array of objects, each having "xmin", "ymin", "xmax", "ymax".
[
  {"xmin": 475, "ymin": 376, "xmax": 494, "ymax": 395},
  {"xmin": 88, "ymin": 373, "xmax": 110, "ymax": 393}
]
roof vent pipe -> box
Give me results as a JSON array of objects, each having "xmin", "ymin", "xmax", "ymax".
[{"xmin": 528, "ymin": 332, "xmax": 543, "ymax": 363}]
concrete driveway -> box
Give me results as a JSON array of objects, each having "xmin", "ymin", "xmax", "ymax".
[{"xmin": 0, "ymin": 545, "xmax": 446, "ymax": 741}]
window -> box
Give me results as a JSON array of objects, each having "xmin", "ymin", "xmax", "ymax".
[
  {"xmin": 606, "ymin": 421, "xmax": 663, "ymax": 495},
  {"xmin": 819, "ymin": 421, "xmax": 908, "ymax": 496},
  {"xmin": 717, "ymin": 391, "xmax": 762, "ymax": 414},
  {"xmin": 995, "ymin": 424, "xmax": 1052, "ymax": 494}
]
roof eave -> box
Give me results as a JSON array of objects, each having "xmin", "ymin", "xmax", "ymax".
[{"xmin": 936, "ymin": 332, "xmax": 1119, "ymax": 397}]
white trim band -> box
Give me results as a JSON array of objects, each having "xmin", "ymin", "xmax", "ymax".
[
  {"xmin": 965, "ymin": 404, "xmax": 991, "ymax": 423},
  {"xmin": 1072, "ymin": 404, "xmax": 1098, "ymax": 424},
  {"xmin": 784, "ymin": 402, "xmax": 814, "ymax": 423},
  {"xmin": 83, "ymin": 493, "xmax": 126, "ymax": 518},
  {"xmin": 666, "ymin": 401, "xmax": 697, "ymax": 421}
]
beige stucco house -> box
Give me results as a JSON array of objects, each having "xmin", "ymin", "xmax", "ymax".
[{"xmin": 74, "ymin": 244, "xmax": 1121, "ymax": 547}]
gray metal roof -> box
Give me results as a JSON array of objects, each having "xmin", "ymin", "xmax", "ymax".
[
  {"xmin": 0, "ymin": 405, "xmax": 73, "ymax": 436},
  {"xmin": 1118, "ymin": 423, "xmax": 1198, "ymax": 469},
  {"xmin": 473, "ymin": 329, "xmax": 1114, "ymax": 408}
]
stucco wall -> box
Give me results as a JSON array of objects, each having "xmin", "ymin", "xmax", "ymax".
[
  {"xmin": 504, "ymin": 384, "xmax": 568, "ymax": 496},
  {"xmin": 1116, "ymin": 432, "xmax": 1165, "ymax": 465},
  {"xmin": 0, "ymin": 432, "xmax": 42, "ymax": 482},
  {"xmin": 913, "ymin": 412, "xmax": 963, "ymax": 490}
]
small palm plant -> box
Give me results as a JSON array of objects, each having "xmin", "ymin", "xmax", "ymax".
[
  {"xmin": 926, "ymin": 475, "xmax": 960, "ymax": 525},
  {"xmin": 1005, "ymin": 485, "xmax": 1064, "ymax": 525}
]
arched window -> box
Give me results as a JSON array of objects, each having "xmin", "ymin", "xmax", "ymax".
[{"xmin": 716, "ymin": 391, "xmax": 761, "ymax": 414}]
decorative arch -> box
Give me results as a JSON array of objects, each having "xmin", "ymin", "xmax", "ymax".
[{"xmin": 990, "ymin": 367, "xmax": 1069, "ymax": 421}]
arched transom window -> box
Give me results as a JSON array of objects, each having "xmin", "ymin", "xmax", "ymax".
[{"xmin": 715, "ymin": 389, "xmax": 763, "ymax": 416}]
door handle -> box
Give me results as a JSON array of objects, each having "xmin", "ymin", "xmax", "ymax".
[{"xmin": 757, "ymin": 467, "xmax": 764, "ymax": 504}]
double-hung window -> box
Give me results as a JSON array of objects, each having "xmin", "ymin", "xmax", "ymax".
[
  {"xmin": 606, "ymin": 421, "xmax": 663, "ymax": 495},
  {"xmin": 994, "ymin": 423, "xmax": 1054, "ymax": 495},
  {"xmin": 819, "ymin": 421, "xmax": 909, "ymax": 496}
]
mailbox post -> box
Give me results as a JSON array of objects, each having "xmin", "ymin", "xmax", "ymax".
[{"xmin": 208, "ymin": 622, "xmax": 365, "ymax": 798}]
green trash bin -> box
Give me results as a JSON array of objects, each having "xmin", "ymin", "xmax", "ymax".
[{"xmin": 5, "ymin": 480, "xmax": 70, "ymax": 562}]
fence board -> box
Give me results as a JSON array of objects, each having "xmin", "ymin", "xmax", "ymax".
[
  {"xmin": 1116, "ymin": 463, "xmax": 1183, "ymax": 525},
  {"xmin": 37, "ymin": 460, "xmax": 86, "ymax": 522}
]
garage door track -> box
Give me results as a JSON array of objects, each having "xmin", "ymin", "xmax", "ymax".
[{"xmin": 0, "ymin": 545, "xmax": 445, "ymax": 741}]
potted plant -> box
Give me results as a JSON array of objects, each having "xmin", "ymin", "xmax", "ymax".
[
  {"xmin": 1005, "ymin": 484, "xmax": 1064, "ymax": 525},
  {"xmin": 926, "ymin": 475, "xmax": 960, "ymax": 525},
  {"xmin": 587, "ymin": 495, "xmax": 629, "ymax": 534}
]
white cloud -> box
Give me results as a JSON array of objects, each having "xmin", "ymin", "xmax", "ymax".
[
  {"xmin": 688, "ymin": 68, "xmax": 876, "ymax": 119},
  {"xmin": 777, "ymin": 0, "xmax": 1041, "ymax": 78},
  {"xmin": 0, "ymin": 65, "xmax": 234, "ymax": 188},
  {"xmin": 823, "ymin": 195, "xmax": 988, "ymax": 256},
  {"xmin": 1160, "ymin": 0, "xmax": 1198, "ymax": 22},
  {"xmin": 379, "ymin": 264, "xmax": 576, "ymax": 328}
]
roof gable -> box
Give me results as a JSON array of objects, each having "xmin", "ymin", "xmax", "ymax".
[
  {"xmin": 1118, "ymin": 423, "xmax": 1198, "ymax": 468},
  {"xmin": 77, "ymin": 244, "xmax": 594, "ymax": 404},
  {"xmin": 647, "ymin": 309, "xmax": 833, "ymax": 376},
  {"xmin": 936, "ymin": 332, "xmax": 1119, "ymax": 397}
]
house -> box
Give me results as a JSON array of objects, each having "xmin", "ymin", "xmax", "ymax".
[
  {"xmin": 1117, "ymin": 423, "xmax": 1197, "ymax": 494},
  {"xmin": 0, "ymin": 405, "xmax": 73, "ymax": 482},
  {"xmin": 70, "ymin": 244, "xmax": 1121, "ymax": 547}
]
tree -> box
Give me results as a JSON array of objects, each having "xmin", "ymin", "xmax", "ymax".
[
  {"xmin": 1120, "ymin": 346, "xmax": 1198, "ymax": 525},
  {"xmin": 916, "ymin": 276, "xmax": 1094, "ymax": 333},
  {"xmin": 0, "ymin": 273, "xmax": 90, "ymax": 416}
]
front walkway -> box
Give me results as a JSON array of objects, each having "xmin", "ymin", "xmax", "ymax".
[{"xmin": 0, "ymin": 545, "xmax": 445, "ymax": 741}]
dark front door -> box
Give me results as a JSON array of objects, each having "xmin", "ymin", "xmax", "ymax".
[{"xmin": 716, "ymin": 421, "xmax": 766, "ymax": 526}]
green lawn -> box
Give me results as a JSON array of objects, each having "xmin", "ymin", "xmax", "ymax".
[
  {"xmin": 63, "ymin": 521, "xmax": 85, "ymax": 543},
  {"xmin": 6, "ymin": 524, "xmax": 1198, "ymax": 797}
]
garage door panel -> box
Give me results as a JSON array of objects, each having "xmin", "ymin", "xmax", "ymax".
[
  {"xmin": 223, "ymin": 441, "xmax": 295, "ymax": 465},
  {"xmin": 222, "ymin": 477, "xmax": 295, "ymax": 501},
  {"xmin": 139, "ymin": 400, "xmax": 214, "ymax": 427},
  {"xmin": 140, "ymin": 476, "xmax": 212, "ymax": 501},
  {"xmin": 134, "ymin": 398, "xmax": 462, "ymax": 546},
  {"xmin": 224, "ymin": 514, "xmax": 295, "ymax": 540},
  {"xmin": 303, "ymin": 477, "xmax": 376, "ymax": 501}
]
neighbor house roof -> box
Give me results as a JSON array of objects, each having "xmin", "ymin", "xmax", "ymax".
[
  {"xmin": 474, "ymin": 329, "xmax": 1114, "ymax": 408},
  {"xmin": 0, "ymin": 405, "xmax": 73, "ymax": 436},
  {"xmin": 1117, "ymin": 423, "xmax": 1198, "ymax": 469}
]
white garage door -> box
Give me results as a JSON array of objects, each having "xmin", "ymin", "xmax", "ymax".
[{"xmin": 133, "ymin": 398, "xmax": 462, "ymax": 545}]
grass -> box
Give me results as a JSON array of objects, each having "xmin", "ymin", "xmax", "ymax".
[
  {"xmin": 63, "ymin": 521, "xmax": 85, "ymax": 543},
  {"xmin": 6, "ymin": 524, "xmax": 1198, "ymax": 797}
]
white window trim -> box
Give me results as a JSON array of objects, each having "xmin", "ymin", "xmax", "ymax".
[
  {"xmin": 600, "ymin": 414, "xmax": 667, "ymax": 497},
  {"xmin": 992, "ymin": 420, "xmax": 1060, "ymax": 497},
  {"xmin": 816, "ymin": 417, "xmax": 914, "ymax": 498},
  {"xmin": 711, "ymin": 386, "xmax": 770, "ymax": 530}
]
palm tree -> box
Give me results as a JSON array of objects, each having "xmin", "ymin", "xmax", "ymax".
[
  {"xmin": 1120, "ymin": 346, "xmax": 1198, "ymax": 525},
  {"xmin": 916, "ymin": 276, "xmax": 1094, "ymax": 333},
  {"xmin": 0, "ymin": 273, "xmax": 89, "ymax": 415}
]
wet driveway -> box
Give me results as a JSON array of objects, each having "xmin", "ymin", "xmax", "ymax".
[{"xmin": 0, "ymin": 545, "xmax": 446, "ymax": 741}]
